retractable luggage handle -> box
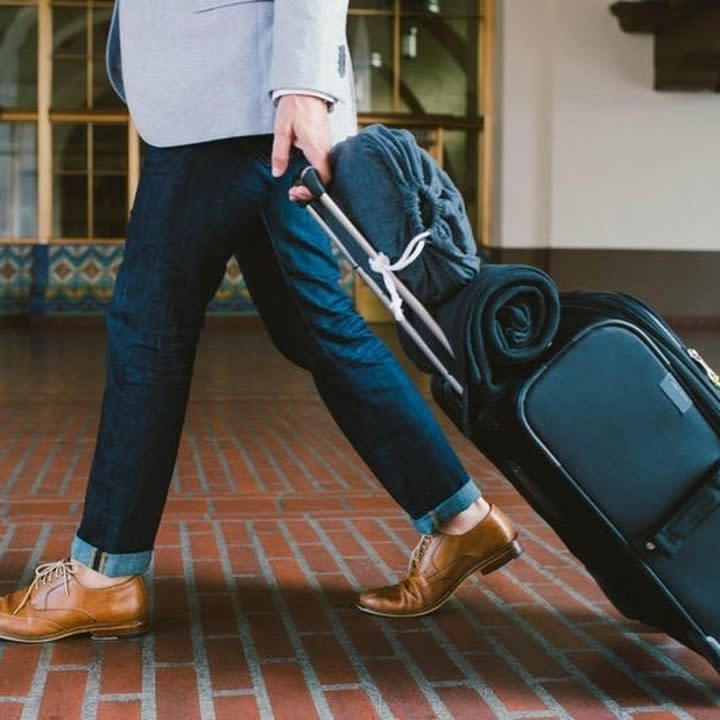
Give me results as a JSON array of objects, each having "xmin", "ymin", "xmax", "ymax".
[{"xmin": 297, "ymin": 166, "xmax": 464, "ymax": 397}]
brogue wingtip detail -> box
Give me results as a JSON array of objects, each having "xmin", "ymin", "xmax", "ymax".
[{"xmin": 355, "ymin": 505, "xmax": 523, "ymax": 618}]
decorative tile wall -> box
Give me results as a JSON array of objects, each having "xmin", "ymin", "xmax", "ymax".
[
  {"xmin": 45, "ymin": 245, "xmax": 123, "ymax": 313},
  {"xmin": 0, "ymin": 246, "xmax": 33, "ymax": 314},
  {"xmin": 0, "ymin": 244, "xmax": 353, "ymax": 316}
]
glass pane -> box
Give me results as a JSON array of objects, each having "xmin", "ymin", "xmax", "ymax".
[
  {"xmin": 53, "ymin": 123, "xmax": 128, "ymax": 238},
  {"xmin": 92, "ymin": 5, "xmax": 121, "ymax": 106},
  {"xmin": 92, "ymin": 57, "xmax": 123, "ymax": 108},
  {"xmin": 93, "ymin": 125, "xmax": 127, "ymax": 172},
  {"xmin": 0, "ymin": 123, "xmax": 37, "ymax": 238},
  {"xmin": 349, "ymin": 1, "xmax": 394, "ymax": 10},
  {"xmin": 0, "ymin": 7, "xmax": 38, "ymax": 108},
  {"xmin": 53, "ymin": 124, "xmax": 87, "ymax": 172},
  {"xmin": 443, "ymin": 129, "xmax": 480, "ymax": 236},
  {"xmin": 93, "ymin": 175, "xmax": 127, "ymax": 238},
  {"xmin": 92, "ymin": 6, "xmax": 114, "ymax": 54},
  {"xmin": 53, "ymin": 6, "xmax": 87, "ymax": 55},
  {"xmin": 53, "ymin": 58, "xmax": 88, "ymax": 109},
  {"xmin": 53, "ymin": 174, "xmax": 88, "ymax": 237},
  {"xmin": 399, "ymin": 18, "xmax": 479, "ymax": 116},
  {"xmin": 348, "ymin": 15, "xmax": 395, "ymax": 113},
  {"xmin": 401, "ymin": 0, "xmax": 480, "ymax": 14},
  {"xmin": 53, "ymin": 123, "xmax": 88, "ymax": 237}
]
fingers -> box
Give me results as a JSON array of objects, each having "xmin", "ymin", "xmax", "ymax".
[
  {"xmin": 289, "ymin": 185, "xmax": 313, "ymax": 204},
  {"xmin": 301, "ymin": 143, "xmax": 332, "ymax": 186},
  {"xmin": 271, "ymin": 128, "xmax": 292, "ymax": 179},
  {"xmin": 272, "ymin": 95, "xmax": 333, "ymax": 201}
]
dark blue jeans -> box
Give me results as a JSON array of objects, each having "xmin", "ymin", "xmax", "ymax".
[{"xmin": 71, "ymin": 136, "xmax": 480, "ymax": 576}]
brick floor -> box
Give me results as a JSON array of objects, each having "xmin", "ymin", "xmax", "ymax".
[{"xmin": 1, "ymin": 325, "xmax": 719, "ymax": 719}]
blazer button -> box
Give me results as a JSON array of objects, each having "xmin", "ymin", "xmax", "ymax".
[{"xmin": 338, "ymin": 45, "xmax": 347, "ymax": 78}]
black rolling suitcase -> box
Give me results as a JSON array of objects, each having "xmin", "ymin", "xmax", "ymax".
[
  {"xmin": 297, "ymin": 157, "xmax": 720, "ymax": 676},
  {"xmin": 445, "ymin": 290, "xmax": 720, "ymax": 676}
]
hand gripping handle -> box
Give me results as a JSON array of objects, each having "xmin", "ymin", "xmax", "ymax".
[
  {"xmin": 296, "ymin": 165, "xmax": 462, "ymax": 394},
  {"xmin": 294, "ymin": 166, "xmax": 327, "ymax": 204}
]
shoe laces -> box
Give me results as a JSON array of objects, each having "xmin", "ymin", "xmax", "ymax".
[
  {"xmin": 408, "ymin": 534, "xmax": 434, "ymax": 574},
  {"xmin": 12, "ymin": 559, "xmax": 75, "ymax": 616}
]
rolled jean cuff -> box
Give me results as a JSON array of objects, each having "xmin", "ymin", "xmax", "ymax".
[
  {"xmin": 71, "ymin": 535, "xmax": 153, "ymax": 577},
  {"xmin": 411, "ymin": 478, "xmax": 482, "ymax": 534}
]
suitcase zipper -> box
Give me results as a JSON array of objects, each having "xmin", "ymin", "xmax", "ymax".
[
  {"xmin": 563, "ymin": 291, "xmax": 717, "ymax": 387},
  {"xmin": 561, "ymin": 291, "xmax": 720, "ymax": 427},
  {"xmin": 687, "ymin": 348, "xmax": 720, "ymax": 388}
]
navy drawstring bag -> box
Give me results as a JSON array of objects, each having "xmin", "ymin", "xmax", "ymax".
[{"xmin": 329, "ymin": 124, "xmax": 482, "ymax": 305}]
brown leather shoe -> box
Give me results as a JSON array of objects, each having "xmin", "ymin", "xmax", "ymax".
[
  {"xmin": 0, "ymin": 559, "xmax": 149, "ymax": 643},
  {"xmin": 356, "ymin": 505, "xmax": 522, "ymax": 618}
]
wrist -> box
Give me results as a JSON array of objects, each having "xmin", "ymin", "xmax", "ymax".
[{"xmin": 272, "ymin": 89, "xmax": 335, "ymax": 113}]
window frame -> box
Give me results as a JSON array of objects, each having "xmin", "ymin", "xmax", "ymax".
[
  {"xmin": 1, "ymin": 0, "xmax": 495, "ymax": 246},
  {"xmin": 0, "ymin": 0, "xmax": 139, "ymax": 246}
]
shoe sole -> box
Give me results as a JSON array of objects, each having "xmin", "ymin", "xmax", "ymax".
[
  {"xmin": 356, "ymin": 537, "xmax": 523, "ymax": 619},
  {"xmin": 0, "ymin": 620, "xmax": 150, "ymax": 644}
]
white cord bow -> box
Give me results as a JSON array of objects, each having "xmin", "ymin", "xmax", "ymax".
[{"xmin": 368, "ymin": 231, "xmax": 430, "ymax": 321}]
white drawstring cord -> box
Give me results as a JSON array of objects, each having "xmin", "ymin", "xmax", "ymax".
[{"xmin": 368, "ymin": 230, "xmax": 430, "ymax": 321}]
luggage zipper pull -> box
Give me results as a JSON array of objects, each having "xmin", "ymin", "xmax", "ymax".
[{"xmin": 687, "ymin": 348, "xmax": 720, "ymax": 388}]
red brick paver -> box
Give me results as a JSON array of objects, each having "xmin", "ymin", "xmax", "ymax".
[{"xmin": 1, "ymin": 326, "xmax": 719, "ymax": 719}]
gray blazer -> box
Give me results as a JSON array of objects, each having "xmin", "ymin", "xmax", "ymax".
[{"xmin": 107, "ymin": 1, "xmax": 357, "ymax": 147}]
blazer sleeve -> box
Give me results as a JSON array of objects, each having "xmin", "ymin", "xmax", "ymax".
[{"xmin": 267, "ymin": 0, "xmax": 349, "ymax": 102}]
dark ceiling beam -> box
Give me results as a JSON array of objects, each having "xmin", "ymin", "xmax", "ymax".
[
  {"xmin": 610, "ymin": 0, "xmax": 720, "ymax": 32},
  {"xmin": 610, "ymin": 1, "xmax": 720, "ymax": 91}
]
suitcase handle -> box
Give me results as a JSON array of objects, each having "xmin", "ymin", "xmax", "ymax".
[
  {"xmin": 296, "ymin": 165, "xmax": 465, "ymax": 396},
  {"xmin": 295, "ymin": 167, "xmax": 454, "ymax": 355},
  {"xmin": 296, "ymin": 166, "xmax": 326, "ymax": 202},
  {"xmin": 644, "ymin": 460, "xmax": 720, "ymax": 557}
]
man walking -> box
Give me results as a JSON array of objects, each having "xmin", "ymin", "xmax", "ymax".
[{"xmin": 0, "ymin": 0, "xmax": 521, "ymax": 642}]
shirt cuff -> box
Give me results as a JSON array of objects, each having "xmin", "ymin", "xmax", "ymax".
[{"xmin": 271, "ymin": 89, "xmax": 336, "ymax": 112}]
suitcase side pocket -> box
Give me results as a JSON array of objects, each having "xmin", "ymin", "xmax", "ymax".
[
  {"xmin": 642, "ymin": 460, "xmax": 720, "ymax": 557},
  {"xmin": 516, "ymin": 321, "xmax": 720, "ymax": 539}
]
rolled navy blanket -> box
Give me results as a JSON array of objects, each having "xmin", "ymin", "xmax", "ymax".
[
  {"xmin": 401, "ymin": 263, "xmax": 560, "ymax": 394},
  {"xmin": 329, "ymin": 124, "xmax": 482, "ymax": 305}
]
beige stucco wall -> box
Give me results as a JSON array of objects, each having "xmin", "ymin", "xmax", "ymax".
[{"xmin": 496, "ymin": 0, "xmax": 720, "ymax": 251}]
